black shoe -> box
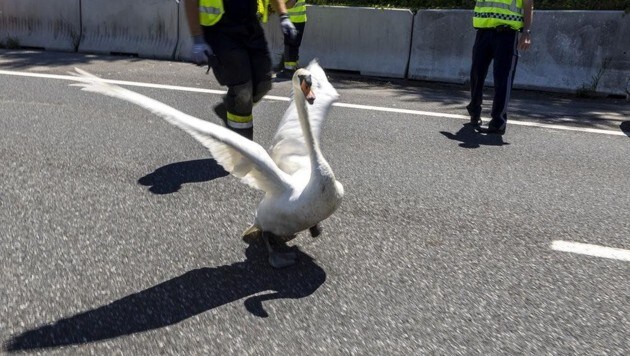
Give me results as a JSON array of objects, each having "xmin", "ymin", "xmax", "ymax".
[
  {"xmin": 275, "ymin": 68, "xmax": 295, "ymax": 80},
  {"xmin": 466, "ymin": 105, "xmax": 481, "ymax": 127},
  {"xmin": 478, "ymin": 122, "xmax": 506, "ymax": 135}
]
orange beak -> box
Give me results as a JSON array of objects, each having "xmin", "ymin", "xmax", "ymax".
[{"xmin": 299, "ymin": 75, "xmax": 316, "ymax": 105}]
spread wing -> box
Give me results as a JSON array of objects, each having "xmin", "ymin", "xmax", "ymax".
[
  {"xmin": 70, "ymin": 68, "xmax": 291, "ymax": 195},
  {"xmin": 268, "ymin": 60, "xmax": 339, "ymax": 176}
]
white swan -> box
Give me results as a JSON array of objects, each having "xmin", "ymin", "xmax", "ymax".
[{"xmin": 70, "ymin": 60, "xmax": 344, "ymax": 268}]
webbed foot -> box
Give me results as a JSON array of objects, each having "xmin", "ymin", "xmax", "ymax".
[{"xmin": 263, "ymin": 231, "xmax": 297, "ymax": 268}]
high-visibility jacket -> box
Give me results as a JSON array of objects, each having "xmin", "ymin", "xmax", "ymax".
[
  {"xmin": 473, "ymin": 0, "xmax": 524, "ymax": 30},
  {"xmin": 199, "ymin": 0, "xmax": 270, "ymax": 26},
  {"xmin": 287, "ymin": 0, "xmax": 307, "ymax": 23}
]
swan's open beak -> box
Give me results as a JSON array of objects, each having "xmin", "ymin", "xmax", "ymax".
[{"xmin": 299, "ymin": 74, "xmax": 316, "ymax": 105}]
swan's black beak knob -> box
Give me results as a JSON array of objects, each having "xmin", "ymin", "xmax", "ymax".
[{"xmin": 298, "ymin": 74, "xmax": 316, "ymax": 105}]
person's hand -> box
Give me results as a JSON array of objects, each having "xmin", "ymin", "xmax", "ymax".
[
  {"xmin": 191, "ymin": 35, "xmax": 212, "ymax": 65},
  {"xmin": 518, "ymin": 30, "xmax": 531, "ymax": 51},
  {"xmin": 279, "ymin": 14, "xmax": 298, "ymax": 40}
]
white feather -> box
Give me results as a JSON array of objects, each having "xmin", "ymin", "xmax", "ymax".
[{"xmin": 69, "ymin": 68, "xmax": 290, "ymax": 195}]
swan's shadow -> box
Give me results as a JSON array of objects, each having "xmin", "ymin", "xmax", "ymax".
[
  {"xmin": 138, "ymin": 159, "xmax": 228, "ymax": 194},
  {"xmin": 4, "ymin": 243, "xmax": 325, "ymax": 352},
  {"xmin": 440, "ymin": 123, "xmax": 510, "ymax": 148}
]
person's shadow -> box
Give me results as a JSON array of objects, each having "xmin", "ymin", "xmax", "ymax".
[
  {"xmin": 137, "ymin": 159, "xmax": 228, "ymax": 194},
  {"xmin": 440, "ymin": 123, "xmax": 510, "ymax": 148},
  {"xmin": 4, "ymin": 242, "xmax": 326, "ymax": 352}
]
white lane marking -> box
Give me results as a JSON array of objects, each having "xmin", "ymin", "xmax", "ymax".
[
  {"xmin": 0, "ymin": 69, "xmax": 626, "ymax": 137},
  {"xmin": 551, "ymin": 240, "xmax": 630, "ymax": 262}
]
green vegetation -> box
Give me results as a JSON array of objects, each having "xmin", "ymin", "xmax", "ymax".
[{"xmin": 307, "ymin": 0, "xmax": 630, "ymax": 11}]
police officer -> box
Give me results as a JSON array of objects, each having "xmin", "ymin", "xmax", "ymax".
[
  {"xmin": 183, "ymin": 0, "xmax": 297, "ymax": 140},
  {"xmin": 277, "ymin": 0, "xmax": 307, "ymax": 78},
  {"xmin": 467, "ymin": 0, "xmax": 533, "ymax": 135}
]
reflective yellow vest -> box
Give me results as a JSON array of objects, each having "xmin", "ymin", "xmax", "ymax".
[
  {"xmin": 473, "ymin": 0, "xmax": 524, "ymax": 30},
  {"xmin": 287, "ymin": 0, "xmax": 307, "ymax": 23},
  {"xmin": 199, "ymin": 0, "xmax": 270, "ymax": 26}
]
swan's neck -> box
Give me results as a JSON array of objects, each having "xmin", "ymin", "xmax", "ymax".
[{"xmin": 295, "ymin": 90, "xmax": 324, "ymax": 167}]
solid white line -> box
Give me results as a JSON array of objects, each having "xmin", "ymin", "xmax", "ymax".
[
  {"xmin": 0, "ymin": 69, "xmax": 626, "ymax": 137},
  {"xmin": 551, "ymin": 240, "xmax": 630, "ymax": 262}
]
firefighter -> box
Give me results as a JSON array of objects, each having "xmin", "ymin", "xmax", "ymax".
[
  {"xmin": 183, "ymin": 0, "xmax": 297, "ymax": 140},
  {"xmin": 467, "ymin": 0, "xmax": 533, "ymax": 135},
  {"xmin": 276, "ymin": 0, "xmax": 307, "ymax": 78}
]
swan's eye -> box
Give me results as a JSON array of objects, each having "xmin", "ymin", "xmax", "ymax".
[{"xmin": 298, "ymin": 74, "xmax": 312, "ymax": 88}]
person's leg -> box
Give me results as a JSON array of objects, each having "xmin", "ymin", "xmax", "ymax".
[
  {"xmin": 204, "ymin": 26, "xmax": 255, "ymax": 139},
  {"xmin": 283, "ymin": 22, "xmax": 306, "ymax": 70},
  {"xmin": 249, "ymin": 21, "xmax": 273, "ymax": 105},
  {"xmin": 488, "ymin": 30, "xmax": 519, "ymax": 131},
  {"xmin": 467, "ymin": 29, "xmax": 493, "ymax": 125}
]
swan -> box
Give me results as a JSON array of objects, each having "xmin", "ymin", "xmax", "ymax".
[{"xmin": 69, "ymin": 60, "xmax": 344, "ymax": 268}]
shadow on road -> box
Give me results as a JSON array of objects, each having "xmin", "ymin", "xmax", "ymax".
[
  {"xmin": 620, "ymin": 121, "xmax": 630, "ymax": 138},
  {"xmin": 138, "ymin": 158, "xmax": 228, "ymax": 194},
  {"xmin": 0, "ymin": 49, "xmax": 141, "ymax": 69},
  {"xmin": 4, "ymin": 242, "xmax": 326, "ymax": 352},
  {"xmin": 440, "ymin": 123, "xmax": 510, "ymax": 148}
]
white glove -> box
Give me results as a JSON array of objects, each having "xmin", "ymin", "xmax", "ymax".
[
  {"xmin": 191, "ymin": 35, "xmax": 212, "ymax": 65},
  {"xmin": 279, "ymin": 14, "xmax": 298, "ymax": 40}
]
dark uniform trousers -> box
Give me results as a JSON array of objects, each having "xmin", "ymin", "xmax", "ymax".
[
  {"xmin": 203, "ymin": 21, "xmax": 272, "ymax": 124},
  {"xmin": 467, "ymin": 27, "xmax": 519, "ymax": 127},
  {"xmin": 284, "ymin": 21, "xmax": 306, "ymax": 65}
]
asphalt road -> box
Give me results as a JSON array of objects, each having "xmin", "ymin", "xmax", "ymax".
[{"xmin": 1, "ymin": 50, "xmax": 629, "ymax": 355}]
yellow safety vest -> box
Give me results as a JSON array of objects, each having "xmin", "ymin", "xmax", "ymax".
[
  {"xmin": 473, "ymin": 0, "xmax": 524, "ymax": 30},
  {"xmin": 287, "ymin": 0, "xmax": 307, "ymax": 23},
  {"xmin": 199, "ymin": 0, "xmax": 270, "ymax": 26}
]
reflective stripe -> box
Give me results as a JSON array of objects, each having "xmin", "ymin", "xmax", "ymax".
[
  {"xmin": 199, "ymin": 0, "xmax": 223, "ymax": 26},
  {"xmin": 287, "ymin": 0, "xmax": 307, "ymax": 23},
  {"xmin": 199, "ymin": 6, "xmax": 221, "ymax": 15},
  {"xmin": 288, "ymin": 11, "xmax": 306, "ymax": 17},
  {"xmin": 227, "ymin": 120, "xmax": 253, "ymax": 129},
  {"xmin": 474, "ymin": 12, "xmax": 523, "ymax": 22},
  {"xmin": 475, "ymin": 0, "xmax": 522, "ymax": 15},
  {"xmin": 284, "ymin": 61, "xmax": 298, "ymax": 70},
  {"xmin": 473, "ymin": 0, "xmax": 524, "ymax": 29},
  {"xmin": 227, "ymin": 111, "xmax": 253, "ymax": 124}
]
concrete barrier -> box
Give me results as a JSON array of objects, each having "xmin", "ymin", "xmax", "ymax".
[
  {"xmin": 407, "ymin": 10, "xmax": 473, "ymax": 85},
  {"xmin": 2, "ymin": 3, "xmax": 625, "ymax": 95},
  {"xmin": 264, "ymin": 6, "xmax": 414, "ymax": 78},
  {"xmin": 175, "ymin": 0, "xmax": 193, "ymax": 62},
  {"xmin": 522, "ymin": 11, "xmax": 629, "ymax": 96},
  {"xmin": 0, "ymin": 0, "xmax": 80, "ymax": 51},
  {"xmin": 409, "ymin": 10, "xmax": 630, "ymax": 96},
  {"xmin": 79, "ymin": 0, "xmax": 178, "ymax": 59}
]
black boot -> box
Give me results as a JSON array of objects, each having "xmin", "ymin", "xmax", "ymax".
[
  {"xmin": 213, "ymin": 102, "xmax": 253, "ymax": 140},
  {"xmin": 213, "ymin": 102, "xmax": 228, "ymax": 126},
  {"xmin": 231, "ymin": 127, "xmax": 253, "ymax": 140}
]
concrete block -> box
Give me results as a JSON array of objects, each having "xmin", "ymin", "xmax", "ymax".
[
  {"xmin": 0, "ymin": 0, "xmax": 81, "ymax": 51},
  {"xmin": 79, "ymin": 0, "xmax": 178, "ymax": 59},
  {"xmin": 409, "ymin": 10, "xmax": 630, "ymax": 96},
  {"xmin": 175, "ymin": 0, "xmax": 193, "ymax": 62},
  {"xmin": 408, "ymin": 10, "xmax": 474, "ymax": 84},
  {"xmin": 265, "ymin": 6, "xmax": 414, "ymax": 78},
  {"xmin": 520, "ymin": 11, "xmax": 630, "ymax": 96}
]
